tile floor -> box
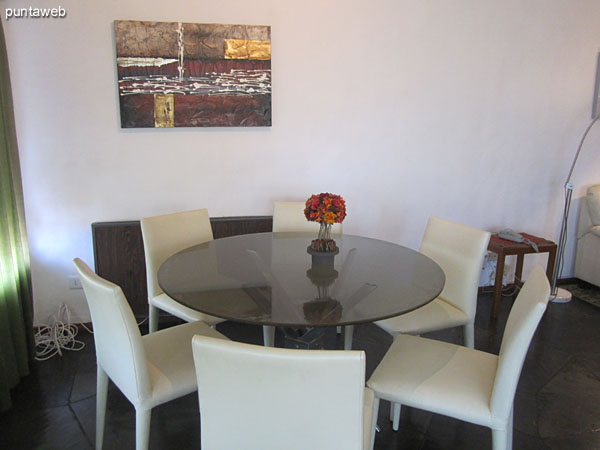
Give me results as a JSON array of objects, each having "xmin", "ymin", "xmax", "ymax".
[{"xmin": 1, "ymin": 285, "xmax": 599, "ymax": 449}]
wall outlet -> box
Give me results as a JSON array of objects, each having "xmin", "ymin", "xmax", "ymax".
[{"xmin": 68, "ymin": 276, "xmax": 82, "ymax": 289}]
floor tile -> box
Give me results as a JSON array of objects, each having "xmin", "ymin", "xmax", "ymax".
[
  {"xmin": 421, "ymin": 415, "xmax": 491, "ymax": 450},
  {"xmin": 513, "ymin": 429, "xmax": 552, "ymax": 450},
  {"xmin": 0, "ymin": 404, "xmax": 91, "ymax": 449},
  {"xmin": 518, "ymin": 339, "xmax": 572, "ymax": 395},
  {"xmin": 514, "ymin": 389, "xmax": 539, "ymax": 436},
  {"xmin": 70, "ymin": 369, "xmax": 96, "ymax": 403},
  {"xmin": 545, "ymin": 431, "xmax": 600, "ymax": 450},
  {"xmin": 538, "ymin": 357, "xmax": 600, "ymax": 438}
]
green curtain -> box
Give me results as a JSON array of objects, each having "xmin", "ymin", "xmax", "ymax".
[{"xmin": 0, "ymin": 21, "xmax": 34, "ymax": 412}]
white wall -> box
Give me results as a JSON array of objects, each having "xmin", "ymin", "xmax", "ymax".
[{"xmin": 3, "ymin": 0, "xmax": 599, "ymax": 324}]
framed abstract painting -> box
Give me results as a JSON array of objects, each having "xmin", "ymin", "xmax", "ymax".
[{"xmin": 114, "ymin": 20, "xmax": 271, "ymax": 128}]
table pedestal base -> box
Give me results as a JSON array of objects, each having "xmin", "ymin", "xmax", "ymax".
[{"xmin": 283, "ymin": 327, "xmax": 326, "ymax": 349}]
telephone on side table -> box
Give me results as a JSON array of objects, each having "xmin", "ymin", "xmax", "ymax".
[{"xmin": 495, "ymin": 229, "xmax": 539, "ymax": 252}]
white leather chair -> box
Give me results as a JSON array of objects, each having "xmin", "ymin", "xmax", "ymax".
[
  {"xmin": 575, "ymin": 184, "xmax": 600, "ymax": 286},
  {"xmin": 368, "ymin": 265, "xmax": 550, "ymax": 450},
  {"xmin": 375, "ymin": 217, "xmax": 490, "ymax": 428},
  {"xmin": 140, "ymin": 208, "xmax": 225, "ymax": 333},
  {"xmin": 73, "ymin": 258, "xmax": 228, "ymax": 450},
  {"xmin": 375, "ymin": 216, "xmax": 490, "ymax": 349},
  {"xmin": 271, "ymin": 200, "xmax": 348, "ymax": 347},
  {"xmin": 192, "ymin": 335, "xmax": 378, "ymax": 450}
]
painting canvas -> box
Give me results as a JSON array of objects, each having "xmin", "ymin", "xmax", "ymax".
[{"xmin": 114, "ymin": 20, "xmax": 271, "ymax": 128}]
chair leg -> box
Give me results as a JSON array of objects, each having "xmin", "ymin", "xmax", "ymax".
[
  {"xmin": 369, "ymin": 397, "xmax": 380, "ymax": 450},
  {"xmin": 492, "ymin": 407, "xmax": 512, "ymax": 450},
  {"xmin": 263, "ymin": 325, "xmax": 275, "ymax": 347},
  {"xmin": 344, "ymin": 325, "xmax": 354, "ymax": 350},
  {"xmin": 507, "ymin": 406, "xmax": 513, "ymax": 450},
  {"xmin": 136, "ymin": 408, "xmax": 152, "ymax": 450},
  {"xmin": 464, "ymin": 323, "xmax": 474, "ymax": 348},
  {"xmin": 96, "ymin": 365, "xmax": 109, "ymax": 450},
  {"xmin": 149, "ymin": 304, "xmax": 159, "ymax": 333},
  {"xmin": 390, "ymin": 401, "xmax": 401, "ymax": 431},
  {"xmin": 491, "ymin": 427, "xmax": 509, "ymax": 450}
]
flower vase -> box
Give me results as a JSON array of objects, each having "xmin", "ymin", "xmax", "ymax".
[{"xmin": 307, "ymin": 222, "xmax": 338, "ymax": 265}]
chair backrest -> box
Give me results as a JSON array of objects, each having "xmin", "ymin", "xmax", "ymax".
[
  {"xmin": 272, "ymin": 201, "xmax": 343, "ymax": 234},
  {"xmin": 141, "ymin": 208, "xmax": 214, "ymax": 300},
  {"xmin": 192, "ymin": 335, "xmax": 366, "ymax": 450},
  {"xmin": 419, "ymin": 216, "xmax": 491, "ymax": 321},
  {"xmin": 73, "ymin": 258, "xmax": 150, "ymax": 404},
  {"xmin": 491, "ymin": 265, "xmax": 550, "ymax": 421}
]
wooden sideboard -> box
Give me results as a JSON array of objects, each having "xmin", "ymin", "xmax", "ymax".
[{"xmin": 92, "ymin": 216, "xmax": 273, "ymax": 318}]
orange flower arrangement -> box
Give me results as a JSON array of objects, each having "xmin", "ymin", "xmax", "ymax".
[
  {"xmin": 304, "ymin": 193, "xmax": 346, "ymax": 252},
  {"xmin": 304, "ymin": 193, "xmax": 346, "ymax": 224}
]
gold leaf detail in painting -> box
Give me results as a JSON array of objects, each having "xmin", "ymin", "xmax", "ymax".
[
  {"xmin": 154, "ymin": 94, "xmax": 174, "ymax": 127},
  {"xmin": 224, "ymin": 39, "xmax": 271, "ymax": 60}
]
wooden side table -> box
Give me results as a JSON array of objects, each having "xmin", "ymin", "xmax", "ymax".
[{"xmin": 487, "ymin": 233, "xmax": 557, "ymax": 318}]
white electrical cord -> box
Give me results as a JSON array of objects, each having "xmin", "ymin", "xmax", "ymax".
[
  {"xmin": 481, "ymin": 253, "xmax": 519, "ymax": 297},
  {"xmin": 34, "ymin": 303, "xmax": 88, "ymax": 361}
]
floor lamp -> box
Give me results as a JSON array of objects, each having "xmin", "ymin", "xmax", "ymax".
[{"xmin": 551, "ymin": 52, "xmax": 600, "ymax": 302}]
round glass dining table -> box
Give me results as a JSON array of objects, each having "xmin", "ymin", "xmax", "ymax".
[{"xmin": 158, "ymin": 232, "xmax": 445, "ymax": 328}]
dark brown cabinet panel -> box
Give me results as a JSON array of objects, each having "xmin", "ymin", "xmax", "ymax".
[
  {"xmin": 92, "ymin": 216, "xmax": 273, "ymax": 318},
  {"xmin": 92, "ymin": 221, "xmax": 147, "ymax": 317}
]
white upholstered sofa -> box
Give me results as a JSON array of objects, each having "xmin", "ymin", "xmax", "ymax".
[{"xmin": 575, "ymin": 185, "xmax": 600, "ymax": 287}]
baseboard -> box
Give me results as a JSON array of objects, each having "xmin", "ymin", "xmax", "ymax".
[{"xmin": 557, "ymin": 277, "xmax": 579, "ymax": 285}]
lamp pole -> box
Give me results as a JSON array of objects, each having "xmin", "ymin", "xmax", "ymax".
[{"xmin": 551, "ymin": 114, "xmax": 600, "ymax": 302}]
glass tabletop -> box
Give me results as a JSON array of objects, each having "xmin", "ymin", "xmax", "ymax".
[{"xmin": 158, "ymin": 232, "xmax": 445, "ymax": 328}]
